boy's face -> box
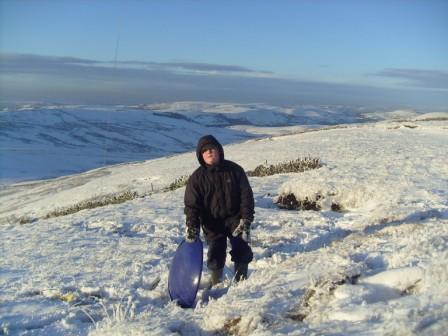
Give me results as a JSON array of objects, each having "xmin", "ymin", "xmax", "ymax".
[{"xmin": 202, "ymin": 147, "xmax": 220, "ymax": 166}]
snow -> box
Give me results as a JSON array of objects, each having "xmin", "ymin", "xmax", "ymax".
[
  {"xmin": 0, "ymin": 104, "xmax": 447, "ymax": 335},
  {"xmin": 414, "ymin": 112, "xmax": 448, "ymax": 121},
  {"xmin": 0, "ymin": 102, "xmax": 381, "ymax": 184}
]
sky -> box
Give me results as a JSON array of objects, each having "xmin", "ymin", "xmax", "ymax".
[{"xmin": 1, "ymin": 0, "xmax": 447, "ymax": 109}]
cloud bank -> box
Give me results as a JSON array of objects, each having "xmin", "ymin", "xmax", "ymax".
[
  {"xmin": 373, "ymin": 68, "xmax": 448, "ymax": 90},
  {"xmin": 1, "ymin": 53, "xmax": 447, "ymax": 109}
]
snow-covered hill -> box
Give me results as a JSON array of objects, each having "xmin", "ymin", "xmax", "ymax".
[
  {"xmin": 1, "ymin": 102, "xmax": 381, "ymax": 184},
  {"xmin": 0, "ymin": 109, "xmax": 447, "ymax": 335}
]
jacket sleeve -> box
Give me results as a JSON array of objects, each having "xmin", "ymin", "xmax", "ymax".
[
  {"xmin": 239, "ymin": 168, "xmax": 255, "ymax": 223},
  {"xmin": 184, "ymin": 173, "xmax": 202, "ymax": 228}
]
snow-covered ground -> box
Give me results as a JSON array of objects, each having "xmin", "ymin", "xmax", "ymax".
[
  {"xmin": 0, "ymin": 102, "xmax": 376, "ymax": 184},
  {"xmin": 0, "ymin": 107, "xmax": 447, "ymax": 335}
]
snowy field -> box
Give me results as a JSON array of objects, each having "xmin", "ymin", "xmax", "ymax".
[
  {"xmin": 0, "ymin": 106, "xmax": 447, "ymax": 335},
  {"xmin": 0, "ymin": 102, "xmax": 371, "ymax": 184}
]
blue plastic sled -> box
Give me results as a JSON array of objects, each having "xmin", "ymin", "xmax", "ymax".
[{"xmin": 168, "ymin": 239, "xmax": 203, "ymax": 308}]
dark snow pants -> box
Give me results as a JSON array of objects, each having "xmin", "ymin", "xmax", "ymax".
[{"xmin": 206, "ymin": 235, "xmax": 253, "ymax": 270}]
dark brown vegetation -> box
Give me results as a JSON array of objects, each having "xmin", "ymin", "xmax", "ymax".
[
  {"xmin": 247, "ymin": 157, "xmax": 322, "ymax": 177},
  {"xmin": 276, "ymin": 193, "xmax": 342, "ymax": 212}
]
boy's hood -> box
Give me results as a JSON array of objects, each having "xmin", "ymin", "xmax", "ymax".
[{"xmin": 196, "ymin": 135, "xmax": 224, "ymax": 167}]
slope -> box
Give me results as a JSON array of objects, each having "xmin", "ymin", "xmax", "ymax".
[{"xmin": 0, "ymin": 116, "xmax": 447, "ymax": 335}]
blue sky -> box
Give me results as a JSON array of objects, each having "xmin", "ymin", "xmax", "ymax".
[{"xmin": 1, "ymin": 0, "xmax": 447, "ymax": 109}]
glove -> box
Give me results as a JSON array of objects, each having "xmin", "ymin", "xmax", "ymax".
[
  {"xmin": 232, "ymin": 219, "xmax": 251, "ymax": 243},
  {"xmin": 185, "ymin": 225, "xmax": 199, "ymax": 243}
]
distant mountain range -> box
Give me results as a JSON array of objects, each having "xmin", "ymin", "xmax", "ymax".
[{"xmin": 0, "ymin": 102, "xmax": 421, "ymax": 183}]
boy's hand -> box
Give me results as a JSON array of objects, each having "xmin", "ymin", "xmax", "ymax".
[
  {"xmin": 232, "ymin": 219, "xmax": 251, "ymax": 243},
  {"xmin": 185, "ymin": 226, "xmax": 199, "ymax": 243}
]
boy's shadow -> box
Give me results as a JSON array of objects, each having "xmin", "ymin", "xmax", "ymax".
[
  {"xmin": 201, "ymin": 286, "xmax": 229, "ymax": 303},
  {"xmin": 197, "ymin": 272, "xmax": 233, "ymax": 304}
]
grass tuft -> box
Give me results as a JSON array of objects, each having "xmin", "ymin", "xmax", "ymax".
[
  {"xmin": 247, "ymin": 157, "xmax": 322, "ymax": 177},
  {"xmin": 222, "ymin": 316, "xmax": 242, "ymax": 335},
  {"xmin": 164, "ymin": 175, "xmax": 190, "ymax": 191},
  {"xmin": 287, "ymin": 273, "xmax": 360, "ymax": 322},
  {"xmin": 276, "ymin": 193, "xmax": 343, "ymax": 212},
  {"xmin": 276, "ymin": 193, "xmax": 321, "ymax": 211},
  {"xmin": 44, "ymin": 191, "xmax": 139, "ymax": 219}
]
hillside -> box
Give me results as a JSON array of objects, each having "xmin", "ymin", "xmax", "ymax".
[
  {"xmin": 0, "ymin": 114, "xmax": 447, "ymax": 335},
  {"xmin": 0, "ymin": 103, "xmax": 375, "ymax": 184}
]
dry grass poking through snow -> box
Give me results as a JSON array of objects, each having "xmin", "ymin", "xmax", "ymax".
[
  {"xmin": 44, "ymin": 190, "xmax": 139, "ymax": 219},
  {"xmin": 247, "ymin": 157, "xmax": 322, "ymax": 177},
  {"xmin": 276, "ymin": 193, "xmax": 343, "ymax": 212},
  {"xmin": 13, "ymin": 157, "xmax": 323, "ymax": 224},
  {"xmin": 164, "ymin": 175, "xmax": 190, "ymax": 191}
]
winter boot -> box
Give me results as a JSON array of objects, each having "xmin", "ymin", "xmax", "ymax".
[
  {"xmin": 234, "ymin": 263, "xmax": 248, "ymax": 282},
  {"xmin": 210, "ymin": 268, "xmax": 223, "ymax": 286}
]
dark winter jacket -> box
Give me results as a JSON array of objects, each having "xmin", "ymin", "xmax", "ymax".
[{"xmin": 184, "ymin": 135, "xmax": 255, "ymax": 241}]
